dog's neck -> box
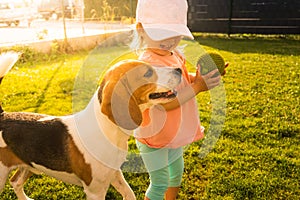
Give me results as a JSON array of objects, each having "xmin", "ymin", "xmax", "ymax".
[{"xmin": 69, "ymin": 93, "xmax": 130, "ymax": 169}]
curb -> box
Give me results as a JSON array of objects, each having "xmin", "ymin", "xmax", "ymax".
[{"xmin": 0, "ymin": 28, "xmax": 132, "ymax": 53}]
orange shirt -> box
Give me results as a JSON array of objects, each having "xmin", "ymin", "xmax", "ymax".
[{"xmin": 134, "ymin": 50, "xmax": 204, "ymax": 148}]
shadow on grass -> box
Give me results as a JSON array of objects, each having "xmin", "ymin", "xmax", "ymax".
[
  {"xmin": 34, "ymin": 60, "xmax": 65, "ymax": 113},
  {"xmin": 194, "ymin": 34, "xmax": 300, "ymax": 55}
]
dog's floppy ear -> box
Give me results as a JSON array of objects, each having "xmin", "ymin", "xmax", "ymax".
[{"xmin": 99, "ymin": 75, "xmax": 142, "ymax": 130}]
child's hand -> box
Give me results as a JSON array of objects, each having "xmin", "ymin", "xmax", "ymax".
[
  {"xmin": 221, "ymin": 62, "xmax": 229, "ymax": 76},
  {"xmin": 194, "ymin": 64, "xmax": 221, "ymax": 92}
]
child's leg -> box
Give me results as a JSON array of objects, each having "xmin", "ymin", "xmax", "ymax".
[
  {"xmin": 165, "ymin": 187, "xmax": 180, "ymax": 200},
  {"xmin": 165, "ymin": 148, "xmax": 184, "ymax": 200},
  {"xmin": 146, "ymin": 164, "xmax": 169, "ymax": 200},
  {"xmin": 136, "ymin": 141, "xmax": 170, "ymax": 200}
]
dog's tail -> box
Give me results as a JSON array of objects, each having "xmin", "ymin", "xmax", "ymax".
[
  {"xmin": 0, "ymin": 52, "xmax": 19, "ymax": 113},
  {"xmin": 0, "ymin": 52, "xmax": 19, "ymax": 84}
]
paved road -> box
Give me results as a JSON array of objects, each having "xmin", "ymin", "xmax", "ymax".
[{"xmin": 0, "ymin": 19, "xmax": 131, "ymax": 47}]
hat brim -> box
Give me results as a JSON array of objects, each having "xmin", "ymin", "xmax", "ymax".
[{"xmin": 142, "ymin": 24, "xmax": 194, "ymax": 41}]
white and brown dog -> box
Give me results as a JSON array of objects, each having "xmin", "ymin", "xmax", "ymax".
[{"xmin": 0, "ymin": 52, "xmax": 182, "ymax": 200}]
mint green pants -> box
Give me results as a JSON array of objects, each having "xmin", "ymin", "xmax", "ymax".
[{"xmin": 136, "ymin": 140, "xmax": 184, "ymax": 200}]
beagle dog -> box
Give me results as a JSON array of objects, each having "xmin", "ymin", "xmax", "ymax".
[{"xmin": 0, "ymin": 52, "xmax": 182, "ymax": 200}]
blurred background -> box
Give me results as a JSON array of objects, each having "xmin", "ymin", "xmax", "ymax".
[{"xmin": 0, "ymin": 0, "xmax": 137, "ymax": 47}]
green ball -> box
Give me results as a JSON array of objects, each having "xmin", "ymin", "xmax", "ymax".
[{"xmin": 197, "ymin": 51, "xmax": 225, "ymax": 77}]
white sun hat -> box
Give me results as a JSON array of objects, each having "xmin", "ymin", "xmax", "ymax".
[{"xmin": 136, "ymin": 0, "xmax": 194, "ymax": 41}]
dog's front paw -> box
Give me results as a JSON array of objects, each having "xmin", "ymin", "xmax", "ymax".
[{"xmin": 124, "ymin": 194, "xmax": 136, "ymax": 200}]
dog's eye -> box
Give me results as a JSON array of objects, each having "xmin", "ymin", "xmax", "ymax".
[{"xmin": 144, "ymin": 68, "xmax": 153, "ymax": 78}]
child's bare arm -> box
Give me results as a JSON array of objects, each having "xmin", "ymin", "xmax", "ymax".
[{"xmin": 159, "ymin": 67, "xmax": 220, "ymax": 111}]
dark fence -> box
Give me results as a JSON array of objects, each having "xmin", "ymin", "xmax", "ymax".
[{"xmin": 187, "ymin": 0, "xmax": 300, "ymax": 34}]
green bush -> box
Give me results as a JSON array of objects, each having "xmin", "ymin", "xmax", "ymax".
[{"xmin": 84, "ymin": 0, "xmax": 137, "ymax": 20}]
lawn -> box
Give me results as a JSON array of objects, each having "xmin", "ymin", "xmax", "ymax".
[{"xmin": 0, "ymin": 34, "xmax": 299, "ymax": 200}]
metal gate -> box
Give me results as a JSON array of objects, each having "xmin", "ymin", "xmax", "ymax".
[{"xmin": 187, "ymin": 0, "xmax": 300, "ymax": 34}]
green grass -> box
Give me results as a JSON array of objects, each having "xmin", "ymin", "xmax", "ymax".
[{"xmin": 0, "ymin": 35, "xmax": 299, "ymax": 199}]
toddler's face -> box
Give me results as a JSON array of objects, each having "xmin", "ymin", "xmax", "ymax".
[
  {"xmin": 143, "ymin": 33, "xmax": 182, "ymax": 55},
  {"xmin": 158, "ymin": 37, "xmax": 182, "ymax": 51}
]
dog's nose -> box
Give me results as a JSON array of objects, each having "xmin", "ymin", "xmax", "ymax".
[{"xmin": 174, "ymin": 68, "xmax": 182, "ymax": 75}]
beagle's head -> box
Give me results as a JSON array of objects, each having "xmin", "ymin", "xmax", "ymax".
[{"xmin": 98, "ymin": 60, "xmax": 181, "ymax": 130}]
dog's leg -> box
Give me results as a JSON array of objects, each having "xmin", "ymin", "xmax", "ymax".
[
  {"xmin": 111, "ymin": 170, "xmax": 136, "ymax": 200},
  {"xmin": 83, "ymin": 183, "xmax": 108, "ymax": 200},
  {"xmin": 10, "ymin": 167, "xmax": 33, "ymax": 200},
  {"xmin": 0, "ymin": 163, "xmax": 10, "ymax": 193}
]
